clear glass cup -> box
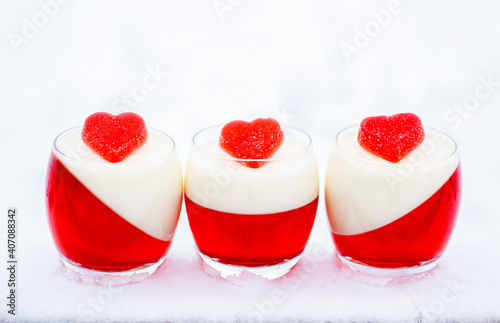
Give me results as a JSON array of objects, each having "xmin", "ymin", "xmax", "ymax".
[
  {"xmin": 325, "ymin": 125, "xmax": 462, "ymax": 276},
  {"xmin": 185, "ymin": 125, "xmax": 319, "ymax": 279},
  {"xmin": 45, "ymin": 127, "xmax": 183, "ymax": 279}
]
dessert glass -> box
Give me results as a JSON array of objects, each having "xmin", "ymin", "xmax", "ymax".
[
  {"xmin": 45, "ymin": 127, "xmax": 183, "ymax": 278},
  {"xmin": 185, "ymin": 125, "xmax": 319, "ymax": 279},
  {"xmin": 325, "ymin": 125, "xmax": 461, "ymax": 276}
]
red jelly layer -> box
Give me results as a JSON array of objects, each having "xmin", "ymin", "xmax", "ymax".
[
  {"xmin": 332, "ymin": 166, "xmax": 461, "ymax": 268},
  {"xmin": 185, "ymin": 196, "xmax": 318, "ymax": 267},
  {"xmin": 46, "ymin": 154, "xmax": 172, "ymax": 272}
]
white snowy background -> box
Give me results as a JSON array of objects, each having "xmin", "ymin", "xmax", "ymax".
[{"xmin": 1, "ymin": 0, "xmax": 500, "ymax": 322}]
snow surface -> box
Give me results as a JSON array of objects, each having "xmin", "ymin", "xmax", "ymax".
[{"xmin": 1, "ymin": 0, "xmax": 500, "ymax": 322}]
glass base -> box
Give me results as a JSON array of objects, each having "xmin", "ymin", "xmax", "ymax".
[
  {"xmin": 198, "ymin": 252, "xmax": 301, "ymax": 280},
  {"xmin": 60, "ymin": 254, "xmax": 166, "ymax": 285},
  {"xmin": 338, "ymin": 254, "xmax": 439, "ymax": 277}
]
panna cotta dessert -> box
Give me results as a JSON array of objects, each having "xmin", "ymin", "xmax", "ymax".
[
  {"xmin": 325, "ymin": 113, "xmax": 461, "ymax": 274},
  {"xmin": 185, "ymin": 118, "xmax": 319, "ymax": 279},
  {"xmin": 46, "ymin": 112, "xmax": 183, "ymax": 276}
]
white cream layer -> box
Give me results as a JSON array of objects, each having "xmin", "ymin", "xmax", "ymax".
[
  {"xmin": 325, "ymin": 127, "xmax": 460, "ymax": 236},
  {"xmin": 54, "ymin": 128, "xmax": 183, "ymax": 241},
  {"xmin": 185, "ymin": 141, "xmax": 319, "ymax": 214}
]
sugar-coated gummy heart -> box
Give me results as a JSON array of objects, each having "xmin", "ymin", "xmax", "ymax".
[
  {"xmin": 219, "ymin": 118, "xmax": 284, "ymax": 168},
  {"xmin": 82, "ymin": 112, "xmax": 148, "ymax": 163},
  {"xmin": 358, "ymin": 113, "xmax": 425, "ymax": 163}
]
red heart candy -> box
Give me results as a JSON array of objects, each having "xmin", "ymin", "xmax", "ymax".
[
  {"xmin": 358, "ymin": 113, "xmax": 425, "ymax": 163},
  {"xmin": 219, "ymin": 118, "xmax": 284, "ymax": 168},
  {"xmin": 82, "ymin": 112, "xmax": 148, "ymax": 163}
]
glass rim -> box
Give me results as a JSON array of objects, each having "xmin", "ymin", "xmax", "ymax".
[
  {"xmin": 52, "ymin": 126, "xmax": 177, "ymax": 165},
  {"xmin": 335, "ymin": 124, "xmax": 459, "ymax": 166},
  {"xmin": 192, "ymin": 124, "xmax": 313, "ymax": 162}
]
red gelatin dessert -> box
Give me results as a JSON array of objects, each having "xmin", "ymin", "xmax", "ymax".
[
  {"xmin": 325, "ymin": 116, "xmax": 461, "ymax": 273},
  {"xmin": 46, "ymin": 113, "xmax": 183, "ymax": 274},
  {"xmin": 185, "ymin": 119, "xmax": 319, "ymax": 278}
]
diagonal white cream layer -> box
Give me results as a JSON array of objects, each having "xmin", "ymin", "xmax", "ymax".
[
  {"xmin": 54, "ymin": 128, "xmax": 183, "ymax": 241},
  {"xmin": 185, "ymin": 141, "xmax": 319, "ymax": 214},
  {"xmin": 325, "ymin": 127, "xmax": 460, "ymax": 236}
]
